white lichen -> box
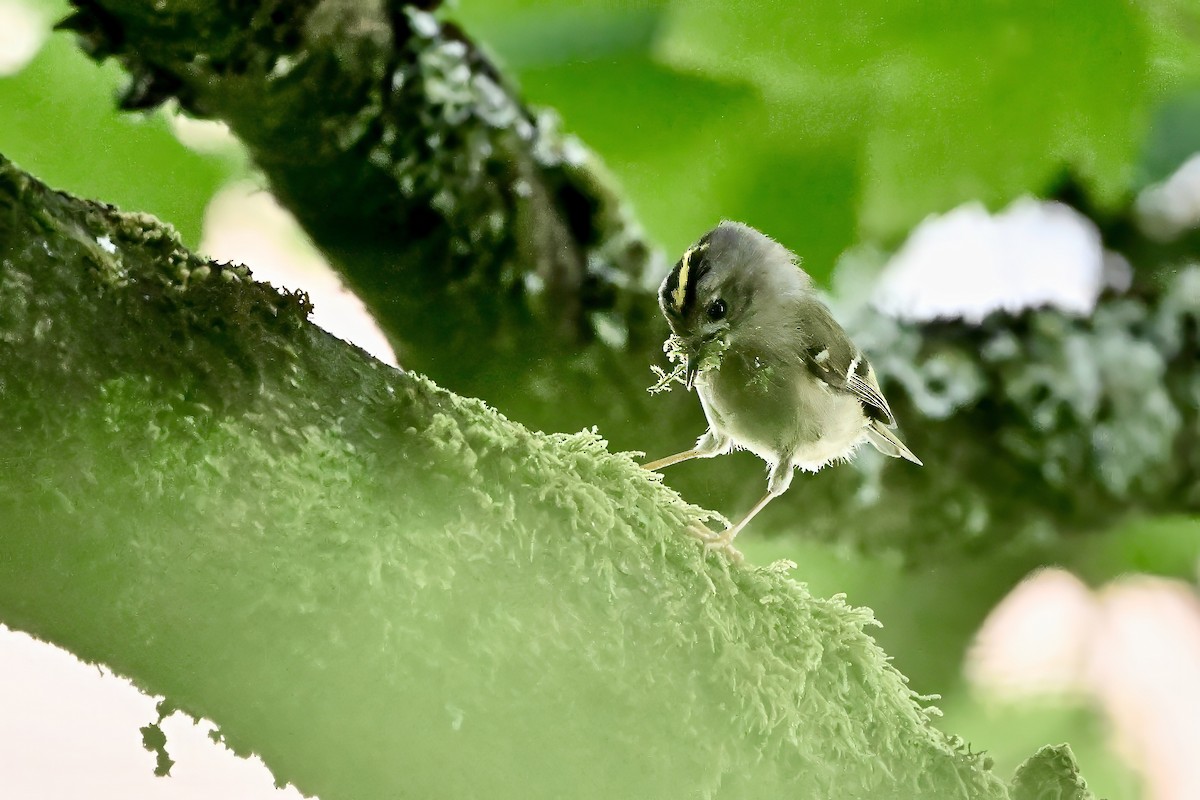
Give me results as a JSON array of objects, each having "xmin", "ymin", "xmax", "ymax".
[
  {"xmin": 1136, "ymin": 152, "xmax": 1200, "ymax": 241},
  {"xmin": 871, "ymin": 197, "xmax": 1113, "ymax": 323}
]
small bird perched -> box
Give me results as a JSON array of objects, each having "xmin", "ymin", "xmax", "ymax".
[{"xmin": 644, "ymin": 221, "xmax": 921, "ymax": 553}]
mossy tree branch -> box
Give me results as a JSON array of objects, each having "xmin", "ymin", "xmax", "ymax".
[
  {"xmin": 60, "ymin": 0, "xmax": 658, "ymax": 421},
  {"xmin": 1, "ymin": 154, "xmax": 1094, "ymax": 798},
  {"xmin": 56, "ymin": 0, "xmax": 1200, "ymax": 562}
]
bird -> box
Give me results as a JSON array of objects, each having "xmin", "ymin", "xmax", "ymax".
[{"xmin": 644, "ymin": 221, "xmax": 921, "ymax": 554}]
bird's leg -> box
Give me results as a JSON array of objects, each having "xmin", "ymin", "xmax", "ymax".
[
  {"xmin": 642, "ymin": 449, "xmax": 702, "ymax": 471},
  {"xmin": 704, "ymin": 460, "xmax": 794, "ymax": 554},
  {"xmin": 642, "ymin": 429, "xmax": 729, "ymax": 471},
  {"xmin": 703, "ymin": 492, "xmax": 776, "ymax": 553},
  {"xmin": 645, "ymin": 430, "xmax": 734, "ymax": 546}
]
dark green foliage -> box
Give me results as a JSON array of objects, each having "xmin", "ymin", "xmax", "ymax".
[
  {"xmin": 0, "ymin": 21, "xmax": 232, "ymax": 247},
  {"xmin": 463, "ymin": 0, "xmax": 1200, "ymax": 255}
]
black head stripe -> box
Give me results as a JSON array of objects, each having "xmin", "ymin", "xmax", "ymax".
[
  {"xmin": 682, "ymin": 261, "xmax": 710, "ymax": 315},
  {"xmin": 660, "ymin": 262, "xmax": 682, "ymax": 315},
  {"xmin": 662, "ymin": 229, "xmax": 719, "ymax": 317},
  {"xmin": 664, "ymin": 241, "xmax": 711, "ymax": 316}
]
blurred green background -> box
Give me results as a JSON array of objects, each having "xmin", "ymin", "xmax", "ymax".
[
  {"xmin": 5, "ymin": 0, "xmax": 1200, "ymax": 797},
  {"xmin": 3, "ymin": 0, "xmax": 239, "ymax": 246}
]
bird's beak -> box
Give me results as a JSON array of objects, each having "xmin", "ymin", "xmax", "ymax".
[{"xmin": 684, "ymin": 354, "xmax": 699, "ymax": 390}]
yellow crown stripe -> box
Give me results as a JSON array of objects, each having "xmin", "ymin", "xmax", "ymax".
[{"xmin": 671, "ymin": 242, "xmax": 708, "ymax": 312}]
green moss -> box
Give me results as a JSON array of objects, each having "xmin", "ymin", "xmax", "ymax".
[
  {"xmin": 1010, "ymin": 745, "xmax": 1095, "ymax": 800},
  {"xmin": 4, "ymin": 371, "xmax": 1011, "ymax": 799}
]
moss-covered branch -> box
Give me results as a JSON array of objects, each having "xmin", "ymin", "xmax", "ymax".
[
  {"xmin": 1, "ymin": 154, "xmax": 1091, "ymax": 798},
  {"xmin": 59, "ymin": 0, "xmax": 657, "ymax": 413},
  {"xmin": 56, "ymin": 0, "xmax": 1200, "ymax": 562},
  {"xmin": 796, "ymin": 275, "xmax": 1200, "ymax": 557}
]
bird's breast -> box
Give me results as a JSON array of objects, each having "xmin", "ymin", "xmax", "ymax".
[{"xmin": 698, "ymin": 351, "xmax": 867, "ymax": 468}]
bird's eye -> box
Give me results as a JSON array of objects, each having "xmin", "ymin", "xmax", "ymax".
[{"xmin": 707, "ymin": 298, "xmax": 727, "ymax": 321}]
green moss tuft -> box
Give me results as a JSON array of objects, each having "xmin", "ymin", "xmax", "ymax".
[{"xmin": 1010, "ymin": 744, "xmax": 1095, "ymax": 800}]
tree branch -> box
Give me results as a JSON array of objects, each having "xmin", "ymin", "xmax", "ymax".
[
  {"xmin": 0, "ymin": 153, "xmax": 1091, "ymax": 799},
  {"xmin": 59, "ymin": 0, "xmax": 656, "ymax": 408}
]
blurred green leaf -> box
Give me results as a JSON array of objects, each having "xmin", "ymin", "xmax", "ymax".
[
  {"xmin": 513, "ymin": 55, "xmax": 760, "ymax": 258},
  {"xmin": 725, "ymin": 140, "xmax": 859, "ymax": 280},
  {"xmin": 0, "ymin": 30, "xmax": 235, "ymax": 247},
  {"xmin": 1067, "ymin": 515, "xmax": 1200, "ymax": 585},
  {"xmin": 454, "ymin": 1, "xmax": 664, "ymax": 68},
  {"xmin": 458, "ymin": 1, "xmax": 862, "ymax": 277},
  {"xmin": 519, "ymin": 59, "xmax": 861, "ymax": 276},
  {"xmin": 656, "ymin": 0, "xmax": 1183, "ymax": 239},
  {"xmin": 1121, "ymin": 1, "xmax": 1200, "ymax": 185},
  {"xmin": 461, "ymin": 0, "xmax": 1200, "ymax": 274},
  {"xmin": 1137, "ymin": 89, "xmax": 1200, "ymax": 185}
]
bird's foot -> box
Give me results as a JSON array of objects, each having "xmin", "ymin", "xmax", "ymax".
[{"xmin": 688, "ymin": 522, "xmax": 743, "ymax": 563}]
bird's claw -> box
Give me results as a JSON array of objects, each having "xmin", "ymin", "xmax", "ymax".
[
  {"xmin": 703, "ymin": 533, "xmax": 743, "ymax": 563},
  {"xmin": 687, "ymin": 522, "xmax": 743, "ymax": 562}
]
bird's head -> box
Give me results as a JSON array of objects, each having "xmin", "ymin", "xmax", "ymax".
[{"xmin": 658, "ymin": 221, "xmax": 810, "ymax": 387}]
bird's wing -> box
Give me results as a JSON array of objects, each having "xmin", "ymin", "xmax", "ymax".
[{"xmin": 794, "ymin": 300, "xmax": 896, "ymax": 427}]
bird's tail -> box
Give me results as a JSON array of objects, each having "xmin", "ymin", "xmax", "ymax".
[{"xmin": 865, "ymin": 422, "xmax": 923, "ymax": 466}]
